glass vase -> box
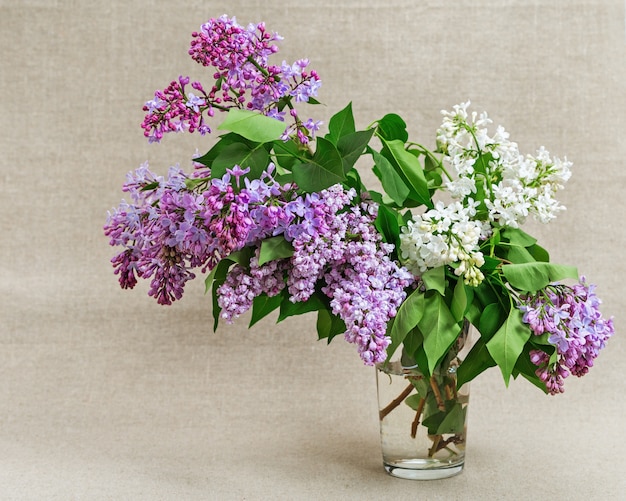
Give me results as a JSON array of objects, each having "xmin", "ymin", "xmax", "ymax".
[{"xmin": 375, "ymin": 327, "xmax": 470, "ymax": 480}]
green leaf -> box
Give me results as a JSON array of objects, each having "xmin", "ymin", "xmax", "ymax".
[
  {"xmin": 501, "ymin": 227, "xmax": 536, "ymax": 247},
  {"xmin": 140, "ymin": 181, "xmax": 160, "ymax": 192},
  {"xmin": 456, "ymin": 337, "xmax": 497, "ymax": 387},
  {"xmin": 387, "ymin": 289, "xmax": 425, "ymax": 359},
  {"xmin": 473, "ymin": 279, "xmax": 499, "ymax": 308},
  {"xmin": 402, "ymin": 327, "xmax": 425, "ymax": 366},
  {"xmin": 371, "ymin": 150, "xmax": 410, "ymax": 206},
  {"xmin": 422, "ymin": 404, "xmax": 445, "ymax": 435},
  {"xmin": 478, "ymin": 302, "xmax": 507, "ymax": 341},
  {"xmin": 505, "ymin": 244, "xmax": 537, "ymax": 264},
  {"xmin": 381, "ymin": 138, "xmax": 431, "ymax": 207},
  {"xmin": 498, "ymin": 228, "xmax": 549, "ymax": 265},
  {"xmin": 419, "ymin": 294, "xmax": 461, "ymax": 373},
  {"xmin": 436, "ymin": 403, "xmax": 466, "ymax": 435},
  {"xmin": 408, "ymin": 370, "xmax": 430, "ymax": 397},
  {"xmin": 327, "ymin": 102, "xmax": 356, "ymax": 143},
  {"xmin": 292, "ymin": 137, "xmax": 345, "ymax": 192},
  {"xmin": 345, "ymin": 167, "xmax": 365, "ymax": 194},
  {"xmin": 204, "ymin": 262, "xmax": 221, "ymax": 295},
  {"xmin": 486, "ymin": 308, "xmax": 532, "ymax": 386},
  {"xmin": 421, "ymin": 266, "xmax": 446, "ymax": 295},
  {"xmin": 405, "ymin": 394, "xmax": 423, "ymax": 411},
  {"xmin": 249, "ymin": 293, "xmax": 283, "ymax": 327},
  {"xmin": 272, "ymin": 139, "xmax": 301, "ymax": 171},
  {"xmin": 278, "ymin": 293, "xmax": 326, "ymax": 322},
  {"xmin": 450, "ymin": 278, "xmax": 468, "ymax": 322},
  {"xmin": 527, "ymin": 243, "xmax": 550, "ymax": 262},
  {"xmin": 257, "ymin": 235, "xmax": 294, "ymax": 266},
  {"xmin": 211, "ymin": 142, "xmax": 270, "ymax": 180},
  {"xmin": 502, "ymin": 263, "xmax": 579, "ymax": 292},
  {"xmin": 473, "ymin": 152, "xmax": 495, "ymax": 178},
  {"xmin": 337, "ymin": 129, "xmax": 375, "ymax": 173},
  {"xmin": 207, "ymin": 259, "xmax": 235, "ymax": 331},
  {"xmin": 376, "ymin": 113, "xmax": 408, "ymax": 142},
  {"xmin": 204, "ymin": 248, "xmax": 251, "ymax": 294},
  {"xmin": 193, "ymin": 133, "xmax": 241, "ymax": 167},
  {"xmin": 185, "ymin": 177, "xmax": 209, "ymax": 191},
  {"xmin": 465, "ymin": 300, "xmax": 482, "ymax": 327},
  {"xmin": 316, "ymin": 309, "xmax": 347, "ymax": 342},
  {"xmin": 514, "ymin": 345, "xmax": 549, "ymax": 393},
  {"xmin": 374, "ymin": 204, "xmax": 401, "ymax": 246},
  {"xmin": 217, "ymin": 109, "xmax": 287, "ymax": 143},
  {"xmin": 205, "ymin": 247, "xmax": 254, "ymax": 330}
]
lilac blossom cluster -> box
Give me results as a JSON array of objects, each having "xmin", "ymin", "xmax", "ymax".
[
  {"xmin": 399, "ymin": 200, "xmax": 488, "ymax": 286},
  {"xmin": 141, "ymin": 15, "xmax": 322, "ymax": 143},
  {"xmin": 321, "ymin": 205, "xmax": 415, "ymax": 365},
  {"xmin": 518, "ymin": 278, "xmax": 614, "ymax": 394},
  {"xmin": 104, "ymin": 163, "xmax": 298, "ymax": 305},
  {"xmin": 216, "ymin": 190, "xmax": 414, "ymax": 365},
  {"xmin": 105, "ymin": 162, "xmax": 413, "ymax": 364},
  {"xmin": 437, "ymin": 101, "xmax": 572, "ymax": 227},
  {"xmin": 399, "ymin": 102, "xmax": 572, "ymax": 287}
]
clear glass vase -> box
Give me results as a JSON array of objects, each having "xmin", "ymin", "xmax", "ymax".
[{"xmin": 375, "ymin": 327, "xmax": 470, "ymax": 480}]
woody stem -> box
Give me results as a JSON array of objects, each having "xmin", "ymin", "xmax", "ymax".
[{"xmin": 379, "ymin": 383, "xmax": 414, "ymax": 421}]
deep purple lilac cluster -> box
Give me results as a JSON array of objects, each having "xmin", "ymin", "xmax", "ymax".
[
  {"xmin": 141, "ymin": 15, "xmax": 321, "ymax": 143},
  {"xmin": 217, "ymin": 191, "xmax": 414, "ymax": 365},
  {"xmin": 518, "ymin": 278, "xmax": 614, "ymax": 394},
  {"xmin": 104, "ymin": 163, "xmax": 297, "ymax": 305}
]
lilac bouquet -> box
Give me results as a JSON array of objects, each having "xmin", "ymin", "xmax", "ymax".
[{"xmin": 105, "ymin": 15, "xmax": 613, "ymax": 399}]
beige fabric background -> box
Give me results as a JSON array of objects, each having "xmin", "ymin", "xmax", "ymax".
[{"xmin": 1, "ymin": 1, "xmax": 625, "ymax": 499}]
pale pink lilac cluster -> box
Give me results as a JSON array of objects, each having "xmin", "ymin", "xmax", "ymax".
[
  {"xmin": 141, "ymin": 15, "xmax": 321, "ymax": 143},
  {"xmin": 216, "ymin": 192, "xmax": 414, "ymax": 365},
  {"xmin": 518, "ymin": 278, "xmax": 614, "ymax": 394},
  {"xmin": 216, "ymin": 253, "xmax": 288, "ymax": 320},
  {"xmin": 321, "ymin": 205, "xmax": 415, "ymax": 365}
]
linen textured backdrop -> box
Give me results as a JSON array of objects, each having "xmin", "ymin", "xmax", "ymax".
[{"xmin": 1, "ymin": 1, "xmax": 624, "ymax": 499}]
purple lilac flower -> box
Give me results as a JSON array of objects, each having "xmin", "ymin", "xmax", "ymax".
[
  {"xmin": 320, "ymin": 204, "xmax": 414, "ymax": 365},
  {"xmin": 215, "ymin": 184, "xmax": 357, "ymax": 318},
  {"xmin": 215, "ymin": 189, "xmax": 414, "ymax": 365},
  {"xmin": 141, "ymin": 76, "xmax": 213, "ymax": 143},
  {"xmin": 217, "ymin": 253, "xmax": 287, "ymax": 322},
  {"xmin": 106, "ymin": 161, "xmax": 413, "ymax": 365},
  {"xmin": 189, "ymin": 16, "xmax": 321, "ymax": 114},
  {"xmin": 284, "ymin": 186, "xmax": 356, "ymax": 300},
  {"xmin": 303, "ymin": 118, "xmax": 323, "ymax": 138},
  {"xmin": 142, "ymin": 16, "xmax": 321, "ymax": 143},
  {"xmin": 106, "ymin": 163, "xmax": 298, "ymax": 303},
  {"xmin": 518, "ymin": 277, "xmax": 614, "ymax": 394}
]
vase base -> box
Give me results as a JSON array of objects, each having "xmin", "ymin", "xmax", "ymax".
[{"xmin": 383, "ymin": 459, "xmax": 464, "ymax": 480}]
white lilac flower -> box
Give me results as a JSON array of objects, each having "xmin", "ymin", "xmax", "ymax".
[
  {"xmin": 485, "ymin": 180, "xmax": 533, "ymax": 228},
  {"xmin": 445, "ymin": 175, "xmax": 476, "ymax": 199},
  {"xmin": 399, "ymin": 200, "xmax": 485, "ymax": 286},
  {"xmin": 437, "ymin": 102, "xmax": 571, "ymax": 229}
]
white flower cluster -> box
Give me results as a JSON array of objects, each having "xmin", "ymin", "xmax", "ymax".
[
  {"xmin": 399, "ymin": 200, "xmax": 487, "ymax": 286},
  {"xmin": 437, "ymin": 101, "xmax": 572, "ymax": 228},
  {"xmin": 399, "ymin": 102, "xmax": 571, "ymax": 287}
]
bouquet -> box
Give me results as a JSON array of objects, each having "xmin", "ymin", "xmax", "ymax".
[{"xmin": 105, "ymin": 15, "xmax": 613, "ymax": 402}]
